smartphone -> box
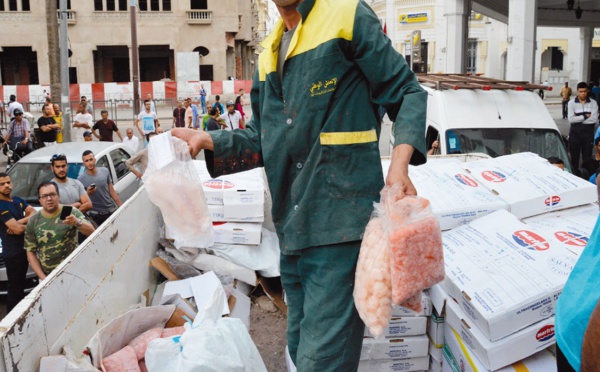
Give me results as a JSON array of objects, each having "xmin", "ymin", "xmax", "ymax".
[
  {"xmin": 89, "ymin": 183, "xmax": 96, "ymax": 190},
  {"xmin": 60, "ymin": 206, "xmax": 73, "ymax": 220}
]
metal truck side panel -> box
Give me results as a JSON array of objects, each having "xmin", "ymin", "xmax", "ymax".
[{"xmin": 0, "ymin": 188, "xmax": 161, "ymax": 371}]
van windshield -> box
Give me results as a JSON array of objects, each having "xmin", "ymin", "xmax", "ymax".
[
  {"xmin": 8, "ymin": 162, "xmax": 85, "ymax": 204},
  {"xmin": 445, "ymin": 128, "xmax": 571, "ymax": 172}
]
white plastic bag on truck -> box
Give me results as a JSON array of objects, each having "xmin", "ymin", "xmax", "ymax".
[
  {"xmin": 143, "ymin": 132, "xmax": 214, "ymax": 249},
  {"xmin": 145, "ymin": 285, "xmax": 267, "ymax": 372}
]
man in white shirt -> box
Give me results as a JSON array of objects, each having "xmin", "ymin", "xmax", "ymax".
[
  {"xmin": 6, "ymin": 95, "xmax": 24, "ymax": 120},
  {"xmin": 220, "ymin": 101, "xmax": 245, "ymax": 131},
  {"xmin": 568, "ymin": 81, "xmax": 600, "ymax": 173},
  {"xmin": 122, "ymin": 128, "xmax": 139, "ymax": 153},
  {"xmin": 135, "ymin": 100, "xmax": 159, "ymax": 147},
  {"xmin": 73, "ymin": 103, "xmax": 94, "ymax": 142}
]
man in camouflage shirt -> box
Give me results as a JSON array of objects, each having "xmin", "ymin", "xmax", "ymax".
[{"xmin": 24, "ymin": 181, "xmax": 95, "ymax": 279}]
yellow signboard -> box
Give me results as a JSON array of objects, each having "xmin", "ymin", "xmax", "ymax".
[{"xmin": 399, "ymin": 12, "xmax": 428, "ymax": 24}]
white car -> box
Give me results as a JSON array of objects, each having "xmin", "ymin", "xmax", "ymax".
[{"xmin": 0, "ymin": 142, "xmax": 141, "ymax": 294}]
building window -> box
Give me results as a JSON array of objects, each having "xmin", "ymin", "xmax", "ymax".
[
  {"xmin": 56, "ymin": 0, "xmax": 72, "ymax": 9},
  {"xmin": 550, "ymin": 47, "xmax": 564, "ymax": 71},
  {"xmin": 0, "ymin": 1, "xmax": 3, "ymax": 10},
  {"xmin": 22, "ymin": 0, "xmax": 29, "ymax": 11},
  {"xmin": 137, "ymin": 0, "xmax": 169, "ymax": 11},
  {"xmin": 94, "ymin": 0, "xmax": 102, "ymax": 11},
  {"xmin": 119, "ymin": 0, "xmax": 127, "ymax": 10},
  {"xmin": 150, "ymin": 0, "xmax": 159, "ymax": 11},
  {"xmin": 139, "ymin": 0, "xmax": 147, "ymax": 10},
  {"xmin": 191, "ymin": 0, "xmax": 207, "ymax": 10},
  {"xmin": 8, "ymin": 0, "xmax": 17, "ymax": 11},
  {"xmin": 107, "ymin": 0, "xmax": 115, "ymax": 11},
  {"xmin": 467, "ymin": 39, "xmax": 477, "ymax": 74},
  {"xmin": 163, "ymin": 0, "xmax": 171, "ymax": 11}
]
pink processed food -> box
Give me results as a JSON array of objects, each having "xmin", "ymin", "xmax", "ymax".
[
  {"xmin": 354, "ymin": 212, "xmax": 392, "ymax": 338},
  {"xmin": 129, "ymin": 327, "xmax": 163, "ymax": 361},
  {"xmin": 102, "ymin": 345, "xmax": 141, "ymax": 372},
  {"xmin": 161, "ymin": 326, "xmax": 185, "ymax": 338},
  {"xmin": 387, "ymin": 197, "xmax": 444, "ymax": 306}
]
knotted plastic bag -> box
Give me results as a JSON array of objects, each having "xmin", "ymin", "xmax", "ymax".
[{"xmin": 143, "ymin": 132, "xmax": 214, "ymax": 249}]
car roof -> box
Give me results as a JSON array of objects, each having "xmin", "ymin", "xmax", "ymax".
[{"xmin": 17, "ymin": 142, "xmax": 130, "ymax": 164}]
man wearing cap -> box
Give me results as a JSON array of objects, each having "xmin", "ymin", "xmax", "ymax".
[
  {"xmin": 220, "ymin": 101, "xmax": 245, "ymax": 131},
  {"xmin": 172, "ymin": 0, "xmax": 426, "ymax": 369},
  {"xmin": 3, "ymin": 109, "xmax": 33, "ymax": 157},
  {"xmin": 83, "ymin": 131, "xmax": 93, "ymax": 142}
]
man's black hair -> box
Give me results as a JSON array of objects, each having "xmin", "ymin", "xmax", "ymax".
[
  {"xmin": 101, "ymin": 109, "xmax": 108, "ymax": 115},
  {"xmin": 547, "ymin": 156, "xmax": 564, "ymax": 165},
  {"xmin": 0, "ymin": 172, "xmax": 9, "ymax": 179},
  {"xmin": 38, "ymin": 181, "xmax": 59, "ymax": 197},
  {"xmin": 577, "ymin": 82, "xmax": 588, "ymax": 90},
  {"xmin": 9, "ymin": 95, "xmax": 15, "ymax": 102},
  {"xmin": 82, "ymin": 150, "xmax": 94, "ymax": 158}
]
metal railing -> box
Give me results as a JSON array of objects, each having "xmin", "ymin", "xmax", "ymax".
[
  {"xmin": 186, "ymin": 10, "xmax": 212, "ymax": 24},
  {"xmin": 56, "ymin": 10, "xmax": 77, "ymax": 24}
]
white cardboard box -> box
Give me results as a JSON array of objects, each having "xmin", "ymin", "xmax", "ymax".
[
  {"xmin": 364, "ymin": 316, "xmax": 428, "ymax": 338},
  {"xmin": 358, "ymin": 356, "xmax": 429, "ymax": 372},
  {"xmin": 360, "ymin": 335, "xmax": 429, "ymax": 361},
  {"xmin": 427, "ymin": 284, "xmax": 450, "ymax": 316},
  {"xmin": 213, "ymin": 222, "xmax": 262, "ymax": 245},
  {"xmin": 392, "ymin": 291, "xmax": 433, "ymax": 317},
  {"xmin": 428, "ymin": 308, "xmax": 445, "ymax": 348},
  {"xmin": 460, "ymin": 152, "xmax": 597, "ymax": 219},
  {"xmin": 524, "ymin": 204, "xmax": 599, "ymax": 256},
  {"xmin": 207, "ymin": 204, "xmax": 264, "ymax": 222},
  {"xmin": 445, "ymin": 300, "xmax": 555, "ymax": 371},
  {"xmin": 407, "ymin": 161, "xmax": 509, "ymax": 230},
  {"xmin": 442, "ymin": 209, "xmax": 578, "ymax": 341},
  {"xmin": 430, "ymin": 341, "xmax": 443, "ymax": 364},
  {"xmin": 193, "ymin": 161, "xmax": 265, "ymax": 206}
]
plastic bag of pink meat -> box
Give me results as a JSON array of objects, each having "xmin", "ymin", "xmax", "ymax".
[
  {"xmin": 143, "ymin": 132, "xmax": 214, "ymax": 249},
  {"xmin": 354, "ymin": 184, "xmax": 444, "ymax": 338}
]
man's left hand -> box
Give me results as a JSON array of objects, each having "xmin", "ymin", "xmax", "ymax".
[
  {"xmin": 386, "ymin": 143, "xmax": 418, "ymax": 196},
  {"xmin": 63, "ymin": 215, "xmax": 79, "ymax": 226}
]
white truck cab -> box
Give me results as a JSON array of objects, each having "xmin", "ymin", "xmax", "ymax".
[{"xmin": 412, "ymin": 74, "xmax": 571, "ymax": 172}]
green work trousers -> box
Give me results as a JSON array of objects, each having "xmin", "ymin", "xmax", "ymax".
[{"xmin": 280, "ymin": 241, "xmax": 365, "ymax": 371}]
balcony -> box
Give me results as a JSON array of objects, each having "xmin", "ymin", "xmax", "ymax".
[
  {"xmin": 186, "ymin": 10, "xmax": 212, "ymax": 24},
  {"xmin": 56, "ymin": 10, "xmax": 76, "ymax": 25}
]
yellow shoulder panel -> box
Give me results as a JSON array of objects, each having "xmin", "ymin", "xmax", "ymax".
[
  {"xmin": 257, "ymin": 0, "xmax": 359, "ymax": 81},
  {"xmin": 288, "ymin": 0, "xmax": 358, "ymax": 59}
]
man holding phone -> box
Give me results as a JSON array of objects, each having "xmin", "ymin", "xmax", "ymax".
[
  {"xmin": 24, "ymin": 182, "xmax": 94, "ymax": 280},
  {"xmin": 78, "ymin": 150, "xmax": 122, "ymax": 226}
]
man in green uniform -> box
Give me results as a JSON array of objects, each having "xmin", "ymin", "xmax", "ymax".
[
  {"xmin": 24, "ymin": 181, "xmax": 95, "ymax": 280},
  {"xmin": 173, "ymin": 0, "xmax": 426, "ymax": 369}
]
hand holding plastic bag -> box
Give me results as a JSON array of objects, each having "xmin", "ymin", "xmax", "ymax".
[
  {"xmin": 143, "ymin": 132, "xmax": 214, "ymax": 249},
  {"xmin": 383, "ymin": 184, "xmax": 444, "ymax": 308}
]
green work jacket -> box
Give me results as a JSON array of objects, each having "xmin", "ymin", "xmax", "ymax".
[{"xmin": 207, "ymin": 0, "xmax": 427, "ymax": 253}]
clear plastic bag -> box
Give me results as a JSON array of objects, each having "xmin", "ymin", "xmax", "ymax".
[
  {"xmin": 143, "ymin": 132, "xmax": 214, "ymax": 249},
  {"xmin": 353, "ymin": 204, "xmax": 392, "ymax": 339},
  {"xmin": 354, "ymin": 184, "xmax": 445, "ymax": 338},
  {"xmin": 382, "ymin": 185, "xmax": 444, "ymax": 309}
]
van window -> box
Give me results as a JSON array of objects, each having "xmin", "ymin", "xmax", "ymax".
[
  {"xmin": 425, "ymin": 126, "xmax": 440, "ymax": 155},
  {"xmin": 446, "ymin": 128, "xmax": 571, "ymax": 172},
  {"xmin": 110, "ymin": 149, "xmax": 131, "ymax": 181}
]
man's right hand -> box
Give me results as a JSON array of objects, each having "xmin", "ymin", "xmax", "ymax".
[{"xmin": 171, "ymin": 128, "xmax": 214, "ymax": 158}]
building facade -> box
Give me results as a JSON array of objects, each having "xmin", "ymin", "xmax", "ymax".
[
  {"xmin": 0, "ymin": 0, "xmax": 267, "ymax": 85},
  {"xmin": 368, "ymin": 0, "xmax": 600, "ymax": 94}
]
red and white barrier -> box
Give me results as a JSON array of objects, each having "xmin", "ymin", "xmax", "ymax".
[{"xmin": 0, "ymin": 80, "xmax": 253, "ymax": 105}]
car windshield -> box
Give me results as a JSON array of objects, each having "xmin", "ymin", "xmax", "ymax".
[
  {"xmin": 446, "ymin": 128, "xmax": 572, "ymax": 172},
  {"xmin": 8, "ymin": 162, "xmax": 85, "ymax": 204}
]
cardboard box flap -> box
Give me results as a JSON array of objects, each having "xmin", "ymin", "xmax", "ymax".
[
  {"xmin": 84, "ymin": 305, "xmax": 176, "ymax": 367},
  {"xmin": 256, "ymin": 277, "xmax": 287, "ymax": 315},
  {"xmin": 150, "ymin": 256, "xmax": 181, "ymax": 281}
]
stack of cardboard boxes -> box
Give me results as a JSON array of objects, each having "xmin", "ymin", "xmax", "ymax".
[
  {"xmin": 194, "ymin": 161, "xmax": 266, "ymax": 245},
  {"xmin": 358, "ymin": 293, "xmax": 432, "ymax": 371},
  {"xmin": 407, "ymin": 153, "xmax": 598, "ymax": 372}
]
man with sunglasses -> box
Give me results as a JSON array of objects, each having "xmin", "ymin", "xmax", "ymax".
[
  {"xmin": 24, "ymin": 182, "xmax": 94, "ymax": 280},
  {"xmin": 2, "ymin": 108, "xmax": 33, "ymax": 158},
  {"xmin": 0, "ymin": 172, "xmax": 35, "ymax": 311},
  {"xmin": 50, "ymin": 154, "xmax": 92, "ymax": 213}
]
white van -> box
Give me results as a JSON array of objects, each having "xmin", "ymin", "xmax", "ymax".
[{"xmin": 412, "ymin": 75, "xmax": 571, "ymax": 171}]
